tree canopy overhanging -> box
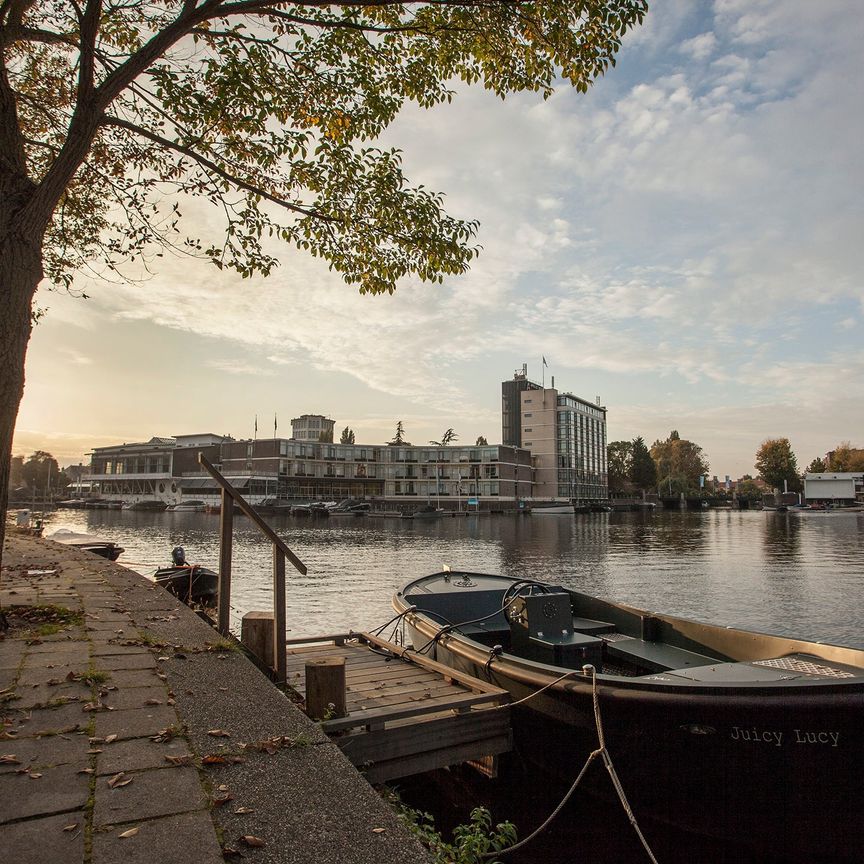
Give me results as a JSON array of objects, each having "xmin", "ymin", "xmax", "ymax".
[{"xmin": 0, "ymin": 0, "xmax": 647, "ymax": 573}]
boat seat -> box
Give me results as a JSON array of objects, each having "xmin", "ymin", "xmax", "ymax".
[
  {"xmin": 605, "ymin": 637, "xmax": 718, "ymax": 673},
  {"xmin": 571, "ymin": 616, "xmax": 616, "ymax": 636},
  {"xmin": 410, "ymin": 590, "xmax": 509, "ymax": 631}
]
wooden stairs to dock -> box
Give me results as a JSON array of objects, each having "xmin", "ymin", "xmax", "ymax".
[{"xmin": 285, "ymin": 632, "xmax": 512, "ymax": 784}]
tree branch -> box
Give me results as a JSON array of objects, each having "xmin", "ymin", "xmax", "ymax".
[{"xmin": 100, "ymin": 113, "xmax": 333, "ymax": 220}]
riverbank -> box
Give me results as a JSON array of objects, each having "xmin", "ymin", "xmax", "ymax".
[{"xmin": 0, "ymin": 532, "xmax": 431, "ymax": 864}]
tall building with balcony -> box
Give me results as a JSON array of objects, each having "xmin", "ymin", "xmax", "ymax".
[{"xmin": 502, "ymin": 368, "xmax": 608, "ymax": 502}]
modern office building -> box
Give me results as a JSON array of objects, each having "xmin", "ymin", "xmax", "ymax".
[{"xmin": 502, "ymin": 367, "xmax": 608, "ymax": 502}]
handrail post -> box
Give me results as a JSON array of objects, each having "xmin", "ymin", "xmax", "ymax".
[
  {"xmin": 218, "ymin": 487, "xmax": 234, "ymax": 636},
  {"xmin": 273, "ymin": 548, "xmax": 287, "ymax": 683}
]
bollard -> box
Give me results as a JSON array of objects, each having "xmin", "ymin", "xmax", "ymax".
[
  {"xmin": 241, "ymin": 611, "xmax": 275, "ymax": 669},
  {"xmin": 305, "ymin": 656, "xmax": 347, "ymax": 720}
]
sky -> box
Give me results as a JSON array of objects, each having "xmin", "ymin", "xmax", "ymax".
[{"xmin": 13, "ymin": 0, "xmax": 864, "ymax": 479}]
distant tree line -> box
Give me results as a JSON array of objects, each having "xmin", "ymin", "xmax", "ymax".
[
  {"xmin": 8, "ymin": 451, "xmax": 71, "ymax": 501},
  {"xmin": 608, "ymin": 432, "xmax": 864, "ymax": 499}
]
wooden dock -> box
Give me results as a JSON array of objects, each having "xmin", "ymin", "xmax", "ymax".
[{"xmin": 285, "ymin": 631, "xmax": 512, "ymax": 784}]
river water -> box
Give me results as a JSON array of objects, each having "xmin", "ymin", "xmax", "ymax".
[{"xmin": 44, "ymin": 507, "xmax": 864, "ymax": 648}]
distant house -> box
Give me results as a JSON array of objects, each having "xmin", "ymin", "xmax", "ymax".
[{"xmin": 803, "ymin": 473, "xmax": 864, "ymax": 506}]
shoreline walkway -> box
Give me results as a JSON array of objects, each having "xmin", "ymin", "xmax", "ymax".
[{"xmin": 0, "ymin": 532, "xmax": 431, "ymax": 864}]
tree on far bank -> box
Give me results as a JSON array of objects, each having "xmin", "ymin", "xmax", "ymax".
[
  {"xmin": 606, "ymin": 440, "xmax": 633, "ymax": 495},
  {"xmin": 827, "ymin": 442, "xmax": 864, "ymax": 472},
  {"xmin": 20, "ymin": 451, "xmax": 67, "ymax": 499},
  {"xmin": 755, "ymin": 438, "xmax": 800, "ymax": 493},
  {"xmin": 0, "ymin": 1, "xmax": 647, "ymax": 574},
  {"xmin": 806, "ymin": 457, "xmax": 827, "ymax": 473},
  {"xmin": 630, "ymin": 437, "xmax": 657, "ymax": 493},
  {"xmin": 475, "ymin": 436, "xmax": 488, "ymax": 447},
  {"xmin": 650, "ymin": 431, "xmax": 709, "ymax": 494},
  {"xmin": 339, "ymin": 427, "xmax": 355, "ymax": 445}
]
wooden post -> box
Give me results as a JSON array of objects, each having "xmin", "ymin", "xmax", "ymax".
[
  {"xmin": 240, "ymin": 612, "xmax": 274, "ymax": 667},
  {"xmin": 273, "ymin": 548, "xmax": 286, "ymax": 684},
  {"xmin": 218, "ymin": 487, "xmax": 233, "ymax": 636},
  {"xmin": 305, "ymin": 657, "xmax": 346, "ymax": 720}
]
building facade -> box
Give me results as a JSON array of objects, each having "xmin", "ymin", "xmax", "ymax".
[
  {"xmin": 803, "ymin": 473, "xmax": 864, "ymax": 506},
  {"xmin": 88, "ymin": 434, "xmax": 232, "ymax": 504},
  {"xmin": 290, "ymin": 414, "xmax": 335, "ymax": 443},
  {"xmin": 502, "ymin": 369, "xmax": 608, "ymax": 502}
]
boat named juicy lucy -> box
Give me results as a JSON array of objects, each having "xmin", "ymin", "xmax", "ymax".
[{"xmin": 393, "ymin": 571, "xmax": 864, "ymax": 862}]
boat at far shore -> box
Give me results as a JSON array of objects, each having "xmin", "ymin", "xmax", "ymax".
[
  {"xmin": 393, "ymin": 571, "xmax": 864, "ymax": 862},
  {"xmin": 528, "ymin": 502, "xmax": 576, "ymax": 515}
]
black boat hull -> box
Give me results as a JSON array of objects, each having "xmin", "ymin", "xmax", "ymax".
[{"xmin": 154, "ymin": 565, "xmax": 218, "ymax": 606}]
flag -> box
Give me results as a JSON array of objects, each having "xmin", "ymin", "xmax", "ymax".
[
  {"xmin": 542, "ymin": 356, "xmax": 548, "ymax": 367},
  {"xmin": 274, "ymin": 414, "xmax": 278, "ymax": 437},
  {"xmin": 254, "ymin": 414, "xmax": 258, "ymax": 436}
]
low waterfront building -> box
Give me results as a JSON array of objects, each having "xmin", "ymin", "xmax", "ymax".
[
  {"xmin": 803, "ymin": 472, "xmax": 864, "ymax": 506},
  {"xmin": 291, "ymin": 414, "xmax": 335, "ymax": 443},
  {"xmin": 88, "ymin": 434, "xmax": 233, "ymax": 505}
]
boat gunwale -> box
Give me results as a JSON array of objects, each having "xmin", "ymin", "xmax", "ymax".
[{"xmin": 394, "ymin": 571, "xmax": 864, "ymax": 696}]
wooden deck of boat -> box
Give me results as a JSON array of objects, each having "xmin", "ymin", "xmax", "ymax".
[{"xmin": 285, "ymin": 631, "xmax": 512, "ymax": 783}]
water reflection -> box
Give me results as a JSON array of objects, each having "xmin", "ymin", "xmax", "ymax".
[{"xmin": 41, "ymin": 508, "xmax": 864, "ymax": 648}]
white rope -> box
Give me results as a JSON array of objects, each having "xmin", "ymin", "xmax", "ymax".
[{"xmin": 481, "ymin": 665, "xmax": 659, "ymax": 864}]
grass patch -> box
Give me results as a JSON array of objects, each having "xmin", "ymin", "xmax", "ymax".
[{"xmin": 381, "ymin": 788, "xmax": 517, "ymax": 864}]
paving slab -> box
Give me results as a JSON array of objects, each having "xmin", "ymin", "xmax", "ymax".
[
  {"xmin": 92, "ymin": 809, "xmax": 224, "ymax": 864},
  {"xmin": 9, "ymin": 702, "xmax": 91, "ymax": 737},
  {"xmin": 0, "ymin": 732, "xmax": 90, "ymax": 773},
  {"xmin": 1, "ymin": 810, "xmax": 86, "ymax": 864},
  {"xmin": 93, "ymin": 653, "xmax": 158, "ymax": 672},
  {"xmin": 105, "ymin": 668, "xmax": 164, "ymax": 688},
  {"xmin": 0, "ymin": 761, "xmax": 91, "ymax": 823},
  {"xmin": 95, "ymin": 735, "xmax": 193, "ymax": 775},
  {"xmin": 94, "ymin": 704, "xmax": 179, "ymax": 740},
  {"xmin": 93, "ymin": 764, "xmax": 207, "ymax": 826},
  {"xmin": 100, "ymin": 684, "xmax": 170, "ymax": 711}
]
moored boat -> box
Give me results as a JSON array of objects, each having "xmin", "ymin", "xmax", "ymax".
[
  {"xmin": 393, "ymin": 571, "xmax": 864, "ymax": 861},
  {"xmin": 154, "ymin": 547, "xmax": 218, "ymax": 606},
  {"xmin": 528, "ymin": 502, "xmax": 576, "ymax": 515},
  {"xmin": 49, "ymin": 529, "xmax": 124, "ymax": 561}
]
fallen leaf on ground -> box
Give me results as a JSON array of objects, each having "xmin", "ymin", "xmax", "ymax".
[
  {"xmin": 240, "ymin": 835, "xmax": 266, "ymax": 848},
  {"xmin": 207, "ymin": 729, "xmax": 231, "ymax": 738},
  {"xmin": 372, "ymin": 827, "xmax": 387, "ymax": 834},
  {"xmin": 108, "ymin": 772, "xmax": 134, "ymax": 788},
  {"xmin": 234, "ymin": 807, "xmax": 254, "ymax": 814},
  {"xmin": 118, "ymin": 827, "xmax": 140, "ymax": 838},
  {"xmin": 62, "ymin": 823, "xmax": 78, "ymax": 832},
  {"xmin": 212, "ymin": 793, "xmax": 233, "ymax": 807},
  {"xmin": 105, "ymin": 734, "xmax": 118, "ymax": 743},
  {"xmin": 164, "ymin": 754, "xmax": 194, "ymax": 765},
  {"xmin": 28, "ymin": 772, "xmax": 43, "ymax": 779},
  {"xmin": 145, "ymin": 699, "xmax": 162, "ymax": 705},
  {"xmin": 0, "ymin": 754, "xmax": 19, "ymax": 764}
]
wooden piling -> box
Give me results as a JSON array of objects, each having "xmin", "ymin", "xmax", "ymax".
[
  {"xmin": 241, "ymin": 611, "xmax": 274, "ymax": 667},
  {"xmin": 305, "ymin": 656, "xmax": 347, "ymax": 720}
]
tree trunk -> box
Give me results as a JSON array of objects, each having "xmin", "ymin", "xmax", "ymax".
[{"xmin": 0, "ymin": 229, "xmax": 43, "ymax": 587}]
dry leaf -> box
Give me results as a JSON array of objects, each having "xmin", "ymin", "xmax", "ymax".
[
  {"xmin": 145, "ymin": 699, "xmax": 162, "ymax": 706},
  {"xmin": 0, "ymin": 754, "xmax": 19, "ymax": 764},
  {"xmin": 108, "ymin": 772, "xmax": 134, "ymax": 788},
  {"xmin": 212, "ymin": 793, "xmax": 233, "ymax": 807},
  {"xmin": 234, "ymin": 807, "xmax": 254, "ymax": 814},
  {"xmin": 372, "ymin": 827, "xmax": 387, "ymax": 834},
  {"xmin": 207, "ymin": 729, "xmax": 231, "ymax": 738},
  {"xmin": 240, "ymin": 835, "xmax": 266, "ymax": 848},
  {"xmin": 62, "ymin": 823, "xmax": 78, "ymax": 832},
  {"xmin": 28, "ymin": 772, "xmax": 43, "ymax": 779},
  {"xmin": 202, "ymin": 754, "xmax": 226, "ymax": 764},
  {"xmin": 164, "ymin": 754, "xmax": 194, "ymax": 766},
  {"xmin": 77, "ymin": 768, "xmax": 95, "ymax": 775},
  {"xmin": 118, "ymin": 827, "xmax": 140, "ymax": 838},
  {"xmin": 105, "ymin": 734, "xmax": 118, "ymax": 743},
  {"xmin": 217, "ymin": 784, "xmax": 230, "ymax": 792}
]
